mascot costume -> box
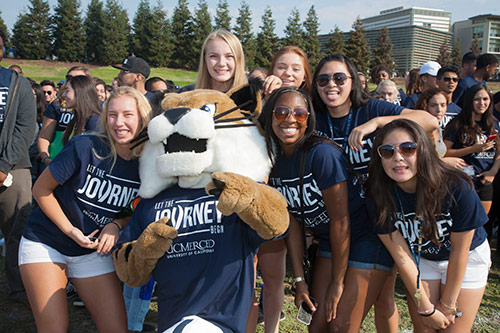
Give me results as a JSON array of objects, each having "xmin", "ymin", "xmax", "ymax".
[{"xmin": 113, "ymin": 79, "xmax": 289, "ymax": 332}]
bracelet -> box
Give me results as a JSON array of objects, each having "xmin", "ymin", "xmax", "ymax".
[
  {"xmin": 440, "ymin": 299, "xmax": 459, "ymax": 315},
  {"xmin": 109, "ymin": 221, "xmax": 122, "ymax": 231},
  {"xmin": 293, "ymin": 276, "xmax": 305, "ymax": 284},
  {"xmin": 417, "ymin": 304, "xmax": 435, "ymax": 315},
  {"xmin": 420, "ymin": 308, "xmax": 436, "ymax": 317}
]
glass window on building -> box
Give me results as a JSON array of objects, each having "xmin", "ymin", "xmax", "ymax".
[
  {"xmin": 489, "ymin": 40, "xmax": 500, "ymax": 53},
  {"xmin": 491, "ymin": 23, "xmax": 500, "ymax": 37},
  {"xmin": 473, "ymin": 26, "xmax": 484, "ymax": 38}
]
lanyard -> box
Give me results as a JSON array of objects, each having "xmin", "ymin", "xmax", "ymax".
[
  {"xmin": 327, "ymin": 109, "xmax": 353, "ymax": 151},
  {"xmin": 394, "ymin": 185, "xmax": 423, "ymax": 306}
]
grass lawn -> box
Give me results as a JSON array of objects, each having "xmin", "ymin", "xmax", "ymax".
[
  {"xmin": 0, "ymin": 238, "xmax": 499, "ymax": 332},
  {"xmin": 0, "ymin": 59, "xmax": 198, "ymax": 88}
]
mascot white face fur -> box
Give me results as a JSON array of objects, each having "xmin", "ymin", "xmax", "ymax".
[{"xmin": 138, "ymin": 86, "xmax": 271, "ymax": 197}]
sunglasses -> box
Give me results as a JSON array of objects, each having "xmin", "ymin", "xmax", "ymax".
[
  {"xmin": 442, "ymin": 77, "xmax": 458, "ymax": 83},
  {"xmin": 273, "ymin": 106, "xmax": 309, "ymax": 123},
  {"xmin": 377, "ymin": 141, "xmax": 417, "ymax": 159},
  {"xmin": 316, "ymin": 73, "xmax": 352, "ymax": 87},
  {"xmin": 43, "ymin": 91, "xmax": 53, "ymax": 95}
]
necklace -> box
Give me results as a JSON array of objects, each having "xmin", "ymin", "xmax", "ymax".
[{"xmin": 394, "ymin": 185, "xmax": 423, "ymax": 306}]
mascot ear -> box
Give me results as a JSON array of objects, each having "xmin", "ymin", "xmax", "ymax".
[
  {"xmin": 161, "ymin": 93, "xmax": 182, "ymax": 112},
  {"xmin": 227, "ymin": 77, "xmax": 263, "ymax": 115}
]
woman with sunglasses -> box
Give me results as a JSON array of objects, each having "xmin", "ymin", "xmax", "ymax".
[
  {"xmin": 368, "ymin": 118, "xmax": 490, "ymax": 332},
  {"xmin": 256, "ymin": 45, "xmax": 313, "ymax": 333},
  {"xmin": 444, "ymin": 84, "xmax": 500, "ymax": 219},
  {"xmin": 20, "ymin": 87, "xmax": 152, "ymax": 332},
  {"xmin": 264, "ymin": 87, "xmax": 349, "ymax": 332},
  {"xmin": 311, "ymin": 54, "xmax": 438, "ymax": 332}
]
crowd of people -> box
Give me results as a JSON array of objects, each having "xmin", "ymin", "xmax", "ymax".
[{"xmin": 1, "ymin": 24, "xmax": 499, "ymax": 332}]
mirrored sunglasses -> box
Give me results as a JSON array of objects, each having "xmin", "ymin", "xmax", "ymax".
[
  {"xmin": 316, "ymin": 73, "xmax": 352, "ymax": 87},
  {"xmin": 273, "ymin": 106, "xmax": 309, "ymax": 123},
  {"xmin": 377, "ymin": 141, "xmax": 417, "ymax": 159}
]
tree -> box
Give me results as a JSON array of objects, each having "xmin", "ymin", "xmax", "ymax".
[
  {"xmin": 345, "ymin": 17, "xmax": 370, "ymax": 73},
  {"xmin": 0, "ymin": 10, "xmax": 10, "ymax": 46},
  {"xmin": 170, "ymin": 0, "xmax": 195, "ymax": 69},
  {"xmin": 101, "ymin": 0, "xmax": 130, "ymax": 64},
  {"xmin": 132, "ymin": 1, "xmax": 153, "ymax": 58},
  {"xmin": 84, "ymin": 0, "xmax": 105, "ymax": 63},
  {"xmin": 233, "ymin": 1, "xmax": 255, "ymax": 69},
  {"xmin": 148, "ymin": 2, "xmax": 171, "ymax": 67},
  {"xmin": 52, "ymin": 0, "xmax": 86, "ymax": 62},
  {"xmin": 436, "ymin": 40, "xmax": 450, "ymax": 66},
  {"xmin": 450, "ymin": 39, "xmax": 462, "ymax": 69},
  {"xmin": 12, "ymin": 0, "xmax": 52, "ymax": 59},
  {"xmin": 470, "ymin": 37, "xmax": 481, "ymax": 56},
  {"xmin": 302, "ymin": 5, "xmax": 321, "ymax": 68},
  {"xmin": 255, "ymin": 6, "xmax": 279, "ymax": 68},
  {"xmin": 192, "ymin": 0, "xmax": 212, "ymax": 69},
  {"xmin": 214, "ymin": 0, "xmax": 231, "ymax": 31},
  {"xmin": 325, "ymin": 26, "xmax": 344, "ymax": 56},
  {"xmin": 371, "ymin": 27, "xmax": 394, "ymax": 72},
  {"xmin": 283, "ymin": 8, "xmax": 303, "ymax": 49}
]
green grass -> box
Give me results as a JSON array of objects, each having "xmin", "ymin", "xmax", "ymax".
[{"xmin": 0, "ymin": 59, "xmax": 198, "ymax": 88}]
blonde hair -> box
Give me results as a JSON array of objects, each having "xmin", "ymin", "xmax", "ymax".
[
  {"xmin": 98, "ymin": 87, "xmax": 152, "ymax": 165},
  {"xmin": 195, "ymin": 29, "xmax": 248, "ymax": 91},
  {"xmin": 376, "ymin": 79, "xmax": 398, "ymax": 93}
]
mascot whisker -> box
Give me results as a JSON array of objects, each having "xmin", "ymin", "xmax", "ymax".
[{"xmin": 113, "ymin": 79, "xmax": 289, "ymax": 332}]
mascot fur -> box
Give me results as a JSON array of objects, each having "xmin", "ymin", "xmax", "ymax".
[{"xmin": 113, "ymin": 79, "xmax": 289, "ymax": 332}]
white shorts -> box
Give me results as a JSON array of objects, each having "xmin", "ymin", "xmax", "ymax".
[
  {"xmin": 19, "ymin": 236, "xmax": 115, "ymax": 279},
  {"xmin": 420, "ymin": 240, "xmax": 491, "ymax": 289},
  {"xmin": 163, "ymin": 316, "xmax": 224, "ymax": 333}
]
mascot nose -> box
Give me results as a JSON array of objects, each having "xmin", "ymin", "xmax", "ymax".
[{"xmin": 163, "ymin": 108, "xmax": 191, "ymax": 125}]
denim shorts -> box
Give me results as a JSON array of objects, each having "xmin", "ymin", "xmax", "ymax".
[{"xmin": 348, "ymin": 232, "xmax": 394, "ymax": 272}]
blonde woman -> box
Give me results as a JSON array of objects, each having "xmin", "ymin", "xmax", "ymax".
[{"xmin": 20, "ymin": 87, "xmax": 151, "ymax": 332}]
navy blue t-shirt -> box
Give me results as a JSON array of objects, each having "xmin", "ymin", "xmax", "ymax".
[
  {"xmin": 119, "ymin": 186, "xmax": 265, "ymax": 333},
  {"xmin": 0, "ymin": 67, "xmax": 12, "ymax": 133},
  {"xmin": 375, "ymin": 183, "xmax": 488, "ymax": 261},
  {"xmin": 268, "ymin": 143, "xmax": 347, "ymax": 248},
  {"xmin": 24, "ymin": 135, "xmax": 140, "ymax": 256},
  {"xmin": 316, "ymin": 99, "xmax": 404, "ymax": 177},
  {"xmin": 402, "ymin": 92, "xmax": 421, "ymax": 109},
  {"xmin": 440, "ymin": 102, "xmax": 461, "ymax": 130},
  {"xmin": 44, "ymin": 100, "xmax": 73, "ymax": 132},
  {"xmin": 444, "ymin": 121, "xmax": 499, "ymax": 186},
  {"xmin": 452, "ymin": 76, "xmax": 486, "ymax": 106}
]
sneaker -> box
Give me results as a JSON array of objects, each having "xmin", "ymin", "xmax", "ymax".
[
  {"xmin": 280, "ymin": 311, "xmax": 286, "ymax": 321},
  {"xmin": 66, "ymin": 281, "xmax": 77, "ymax": 298}
]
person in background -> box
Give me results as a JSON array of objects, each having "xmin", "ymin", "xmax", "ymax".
[
  {"xmin": 369, "ymin": 118, "xmax": 490, "ymax": 333},
  {"xmin": 111, "ymin": 77, "xmax": 119, "ymax": 90},
  {"xmin": 370, "ymin": 65, "xmax": 406, "ymax": 103},
  {"xmin": 358, "ymin": 72, "xmax": 369, "ymax": 93},
  {"xmin": 460, "ymin": 52, "xmax": 477, "ymax": 80},
  {"xmin": 145, "ymin": 77, "xmax": 168, "ymax": 93},
  {"xmin": 453, "ymin": 54, "xmax": 499, "ymax": 107},
  {"xmin": 403, "ymin": 61, "xmax": 441, "ymax": 109},
  {"xmin": 445, "ymin": 84, "xmax": 500, "ymax": 218},
  {"xmin": 405, "ymin": 68, "xmax": 422, "ymax": 98},
  {"xmin": 41, "ymin": 80, "xmax": 57, "ymax": 104},
  {"xmin": 8, "ymin": 64, "xmax": 23, "ymax": 76},
  {"xmin": 436, "ymin": 66, "xmax": 461, "ymax": 129},
  {"xmin": 113, "ymin": 56, "xmax": 152, "ymax": 98},
  {"xmin": 249, "ymin": 67, "xmax": 268, "ymax": 81},
  {"xmin": 376, "ymin": 80, "xmax": 401, "ymax": 105},
  {"xmin": 37, "ymin": 66, "xmax": 93, "ymax": 166},
  {"xmin": 0, "ymin": 28, "xmax": 37, "ymax": 305},
  {"xmin": 94, "ymin": 78, "xmax": 107, "ymax": 102}
]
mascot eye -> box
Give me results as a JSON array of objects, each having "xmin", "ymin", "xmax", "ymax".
[{"xmin": 199, "ymin": 104, "xmax": 215, "ymax": 114}]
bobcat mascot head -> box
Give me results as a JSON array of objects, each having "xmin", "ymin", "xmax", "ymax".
[{"xmin": 136, "ymin": 79, "xmax": 271, "ymax": 198}]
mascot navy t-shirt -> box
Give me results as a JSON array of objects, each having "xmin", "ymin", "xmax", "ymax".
[
  {"xmin": 120, "ymin": 186, "xmax": 265, "ymax": 333},
  {"xmin": 24, "ymin": 135, "xmax": 140, "ymax": 256},
  {"xmin": 375, "ymin": 183, "xmax": 488, "ymax": 261}
]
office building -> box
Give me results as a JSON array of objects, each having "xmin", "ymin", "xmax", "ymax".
[{"xmin": 453, "ymin": 14, "xmax": 500, "ymax": 58}]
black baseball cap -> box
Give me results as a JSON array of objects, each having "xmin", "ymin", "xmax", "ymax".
[{"xmin": 112, "ymin": 56, "xmax": 150, "ymax": 78}]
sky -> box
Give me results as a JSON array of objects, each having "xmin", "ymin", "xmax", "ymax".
[{"xmin": 2, "ymin": 0, "xmax": 499, "ymax": 36}]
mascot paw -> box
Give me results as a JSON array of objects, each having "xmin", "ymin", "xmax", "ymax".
[
  {"xmin": 206, "ymin": 172, "xmax": 255, "ymax": 216},
  {"xmin": 136, "ymin": 217, "xmax": 178, "ymax": 256}
]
